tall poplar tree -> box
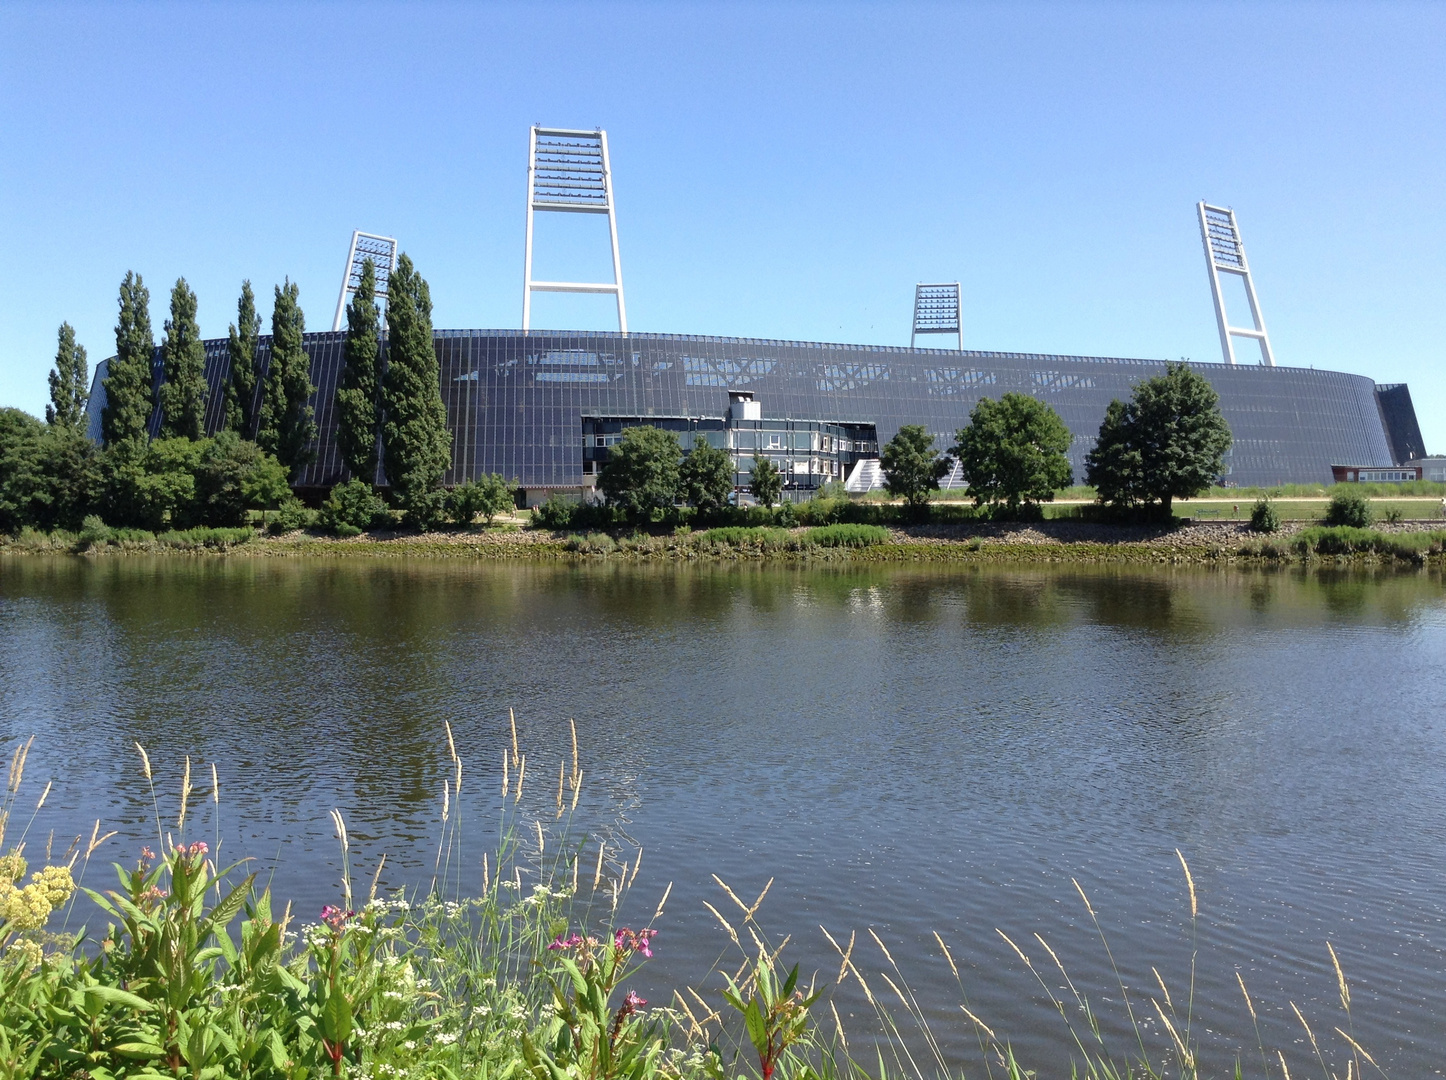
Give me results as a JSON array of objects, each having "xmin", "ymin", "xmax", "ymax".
[
  {"xmin": 334, "ymin": 258, "xmax": 383, "ymax": 485},
  {"xmin": 101, "ymin": 271, "xmax": 155, "ymax": 448},
  {"xmin": 159, "ymin": 278, "xmax": 209, "ymax": 439},
  {"xmin": 224, "ymin": 280, "xmax": 262, "ymax": 436},
  {"xmin": 46, "ymin": 322, "xmax": 90, "ymax": 429},
  {"xmin": 256, "ymin": 279, "xmax": 317, "ymax": 478},
  {"xmin": 381, "ymin": 254, "xmax": 451, "ymax": 525}
]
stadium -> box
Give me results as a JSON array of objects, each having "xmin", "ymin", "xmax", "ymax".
[{"xmin": 86, "ymin": 128, "xmax": 1426, "ymax": 498}]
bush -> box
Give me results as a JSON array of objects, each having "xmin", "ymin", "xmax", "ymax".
[
  {"xmin": 564, "ymin": 532, "xmax": 618, "ymax": 554},
  {"xmin": 320, "ymin": 479, "xmax": 390, "ymax": 536},
  {"xmin": 697, "ymin": 526, "xmax": 795, "ymax": 549},
  {"xmin": 449, "ymin": 474, "xmax": 516, "ymax": 527},
  {"xmin": 266, "ymin": 496, "xmax": 312, "ymax": 535},
  {"xmin": 1382, "ymin": 507, "xmax": 1404, "ymax": 524},
  {"xmin": 804, "ymin": 523, "xmax": 889, "ymax": 547},
  {"xmin": 533, "ymin": 495, "xmax": 619, "ymax": 533},
  {"xmin": 155, "ymin": 526, "xmax": 254, "ymax": 550},
  {"xmin": 1249, "ymin": 498, "xmax": 1280, "ymax": 533},
  {"xmin": 77, "ymin": 514, "xmax": 114, "ymax": 548},
  {"xmin": 1324, "ymin": 489, "xmax": 1373, "ymax": 528}
]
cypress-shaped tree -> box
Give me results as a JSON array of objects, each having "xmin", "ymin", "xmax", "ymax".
[
  {"xmin": 101, "ymin": 271, "xmax": 155, "ymax": 448},
  {"xmin": 224, "ymin": 280, "xmax": 262, "ymax": 436},
  {"xmin": 46, "ymin": 322, "xmax": 90, "ymax": 429},
  {"xmin": 159, "ymin": 277, "xmax": 209, "ymax": 440},
  {"xmin": 334, "ymin": 258, "xmax": 383, "ymax": 485},
  {"xmin": 256, "ymin": 279, "xmax": 317, "ymax": 478},
  {"xmin": 381, "ymin": 254, "xmax": 451, "ymax": 526}
]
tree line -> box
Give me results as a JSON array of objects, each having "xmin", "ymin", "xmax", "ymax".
[
  {"xmin": 582, "ymin": 363, "xmax": 1230, "ymax": 525},
  {"xmin": 0, "ymin": 255, "xmax": 501, "ymax": 536},
  {"xmin": 877, "ymin": 362, "xmax": 1232, "ymax": 517}
]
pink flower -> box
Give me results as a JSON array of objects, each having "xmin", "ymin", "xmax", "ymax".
[
  {"xmin": 624, "ymin": 990, "xmax": 647, "ymax": 1010},
  {"xmin": 548, "ymin": 933, "xmax": 583, "ymax": 951},
  {"xmin": 320, "ymin": 905, "xmax": 356, "ymax": 931}
]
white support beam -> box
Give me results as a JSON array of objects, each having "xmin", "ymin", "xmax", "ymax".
[
  {"xmin": 522, "ymin": 126, "xmax": 627, "ymax": 333},
  {"xmin": 1197, "ymin": 202, "xmax": 1275, "ymax": 366},
  {"xmin": 332, "ymin": 230, "xmax": 398, "ymax": 333}
]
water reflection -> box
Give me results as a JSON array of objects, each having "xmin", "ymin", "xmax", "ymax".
[{"xmin": 2, "ymin": 556, "xmax": 1444, "ymax": 1072}]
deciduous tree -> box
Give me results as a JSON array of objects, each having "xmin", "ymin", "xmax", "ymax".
[
  {"xmin": 597, "ymin": 426, "xmax": 682, "ymax": 521},
  {"xmin": 749, "ymin": 454, "xmax": 782, "ymax": 508},
  {"xmin": 256, "ymin": 279, "xmax": 317, "ymax": 479},
  {"xmin": 224, "ymin": 281, "xmax": 262, "ymax": 436},
  {"xmin": 679, "ymin": 436, "xmax": 734, "ymax": 511},
  {"xmin": 101, "ymin": 271, "xmax": 155, "ymax": 448},
  {"xmin": 159, "ymin": 278, "xmax": 209, "ymax": 440},
  {"xmin": 951, "ymin": 392, "xmax": 1072, "ymax": 514},
  {"xmin": 1085, "ymin": 362, "xmax": 1231, "ymax": 516},
  {"xmin": 381, "ymin": 254, "xmax": 451, "ymax": 528},
  {"xmin": 46, "ymin": 322, "xmax": 89, "ymax": 430},
  {"xmin": 334, "ymin": 259, "xmax": 383, "ymax": 485},
  {"xmin": 880, "ymin": 424, "xmax": 950, "ymax": 509}
]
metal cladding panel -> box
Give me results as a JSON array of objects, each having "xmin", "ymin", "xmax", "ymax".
[
  {"xmin": 168, "ymin": 329, "xmax": 1396, "ymax": 489},
  {"xmin": 1374, "ymin": 383, "xmax": 1427, "ymax": 464}
]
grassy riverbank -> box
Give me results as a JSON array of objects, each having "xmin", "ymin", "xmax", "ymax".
[
  {"xmin": 1, "ymin": 730, "xmax": 1391, "ymax": 1080},
  {"xmin": 5, "ymin": 517, "xmax": 1446, "ymax": 567}
]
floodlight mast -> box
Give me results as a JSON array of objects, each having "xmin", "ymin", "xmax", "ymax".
[
  {"xmin": 911, "ymin": 283, "xmax": 963, "ymax": 350},
  {"xmin": 522, "ymin": 126, "xmax": 627, "ymax": 333},
  {"xmin": 1197, "ymin": 202, "xmax": 1274, "ymax": 366},
  {"xmin": 332, "ymin": 231, "xmax": 399, "ymax": 332}
]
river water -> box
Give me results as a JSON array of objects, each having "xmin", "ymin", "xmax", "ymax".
[{"xmin": 2, "ymin": 555, "xmax": 1444, "ymax": 1075}]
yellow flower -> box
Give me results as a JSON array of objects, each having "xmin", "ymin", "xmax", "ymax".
[
  {"xmin": 0, "ymin": 852, "xmax": 26, "ymax": 885},
  {"xmin": 0, "ymin": 882, "xmax": 52, "ymax": 930},
  {"xmin": 31, "ymin": 865, "xmax": 74, "ymax": 908}
]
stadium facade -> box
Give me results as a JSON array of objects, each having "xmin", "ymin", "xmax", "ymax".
[
  {"xmin": 86, "ymin": 328, "xmax": 1423, "ymax": 493},
  {"xmin": 83, "ymin": 127, "xmax": 1428, "ymax": 494}
]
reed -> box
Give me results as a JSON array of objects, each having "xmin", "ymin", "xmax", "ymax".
[{"xmin": 0, "ymin": 730, "xmax": 1396, "ymax": 1080}]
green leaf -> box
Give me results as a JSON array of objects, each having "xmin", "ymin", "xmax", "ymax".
[
  {"xmin": 111, "ymin": 1042, "xmax": 167, "ymax": 1058},
  {"xmin": 743, "ymin": 999, "xmax": 767, "ymax": 1052},
  {"xmin": 83, "ymin": 985, "xmax": 156, "ymax": 1012},
  {"xmin": 322, "ymin": 989, "xmax": 353, "ymax": 1045}
]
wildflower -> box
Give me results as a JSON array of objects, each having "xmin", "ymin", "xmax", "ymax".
[
  {"xmin": 321, "ymin": 904, "xmax": 357, "ymax": 931},
  {"xmin": 612, "ymin": 927, "xmax": 658, "ymax": 958},
  {"xmin": 624, "ymin": 990, "xmax": 647, "ymax": 1010},
  {"xmin": 548, "ymin": 933, "xmax": 583, "ymax": 951}
]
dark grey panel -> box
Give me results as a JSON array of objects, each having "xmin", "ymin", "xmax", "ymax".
[{"xmin": 105, "ymin": 329, "xmax": 1398, "ymax": 489}]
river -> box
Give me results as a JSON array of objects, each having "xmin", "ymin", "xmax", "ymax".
[{"xmin": 2, "ymin": 555, "xmax": 1444, "ymax": 1074}]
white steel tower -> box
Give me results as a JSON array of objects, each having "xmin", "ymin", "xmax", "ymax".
[
  {"xmin": 522, "ymin": 127, "xmax": 627, "ymax": 333},
  {"xmin": 1197, "ymin": 203, "xmax": 1275, "ymax": 366},
  {"xmin": 332, "ymin": 231, "xmax": 399, "ymax": 332},
  {"xmin": 911, "ymin": 283, "xmax": 963, "ymax": 349}
]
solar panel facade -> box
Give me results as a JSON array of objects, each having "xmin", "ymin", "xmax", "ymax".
[{"xmin": 95, "ymin": 329, "xmax": 1404, "ymax": 489}]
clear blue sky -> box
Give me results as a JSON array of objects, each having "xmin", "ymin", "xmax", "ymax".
[{"xmin": 3, "ymin": 1, "xmax": 1442, "ymax": 451}]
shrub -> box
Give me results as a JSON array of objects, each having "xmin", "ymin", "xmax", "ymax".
[
  {"xmin": 320, "ymin": 479, "xmax": 390, "ymax": 536},
  {"xmin": 266, "ymin": 496, "xmax": 312, "ymax": 535},
  {"xmin": 565, "ymin": 532, "xmax": 619, "ymax": 554},
  {"xmin": 449, "ymin": 474, "xmax": 515, "ymax": 526},
  {"xmin": 155, "ymin": 526, "xmax": 254, "ymax": 550},
  {"xmin": 77, "ymin": 514, "xmax": 114, "ymax": 548},
  {"xmin": 1382, "ymin": 507, "xmax": 1404, "ymax": 524},
  {"xmin": 1248, "ymin": 497, "xmax": 1280, "ymax": 533},
  {"xmin": 697, "ymin": 526, "xmax": 794, "ymax": 550},
  {"xmin": 804, "ymin": 523, "xmax": 889, "ymax": 547},
  {"xmin": 1324, "ymin": 488, "xmax": 1373, "ymax": 528}
]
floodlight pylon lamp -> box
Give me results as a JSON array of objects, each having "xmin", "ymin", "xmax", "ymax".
[
  {"xmin": 332, "ymin": 231, "xmax": 399, "ymax": 332},
  {"xmin": 522, "ymin": 126, "xmax": 627, "ymax": 333},
  {"xmin": 911, "ymin": 283, "xmax": 963, "ymax": 350},
  {"xmin": 1197, "ymin": 202, "xmax": 1274, "ymax": 366}
]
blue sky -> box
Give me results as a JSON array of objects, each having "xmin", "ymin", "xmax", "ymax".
[{"xmin": 2, "ymin": 1, "xmax": 1442, "ymax": 451}]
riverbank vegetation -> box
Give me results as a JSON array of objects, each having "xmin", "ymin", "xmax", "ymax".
[{"xmin": 0, "ymin": 730, "xmax": 1394, "ymax": 1080}]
